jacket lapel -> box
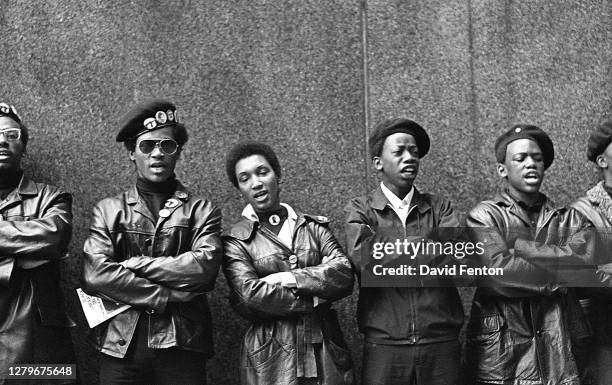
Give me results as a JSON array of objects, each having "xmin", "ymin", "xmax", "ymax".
[
  {"xmin": 0, "ymin": 174, "xmax": 37, "ymax": 212},
  {"xmin": 127, "ymin": 185, "xmax": 155, "ymax": 224}
]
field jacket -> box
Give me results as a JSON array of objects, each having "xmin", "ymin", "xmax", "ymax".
[{"xmin": 223, "ymin": 209, "xmax": 354, "ymax": 385}]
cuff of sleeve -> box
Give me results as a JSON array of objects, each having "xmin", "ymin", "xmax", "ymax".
[
  {"xmin": 0, "ymin": 258, "xmax": 15, "ymax": 287},
  {"xmin": 153, "ymin": 286, "xmax": 170, "ymax": 313}
]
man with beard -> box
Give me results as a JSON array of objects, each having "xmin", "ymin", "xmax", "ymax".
[
  {"xmin": 344, "ymin": 118, "xmax": 464, "ymax": 385},
  {"xmin": 464, "ymin": 124, "xmax": 594, "ymax": 385},
  {"xmin": 82, "ymin": 99, "xmax": 222, "ymax": 385},
  {"xmin": 0, "ymin": 102, "xmax": 75, "ymax": 385}
]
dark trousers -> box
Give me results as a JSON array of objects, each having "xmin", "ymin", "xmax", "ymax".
[
  {"xmin": 361, "ymin": 340, "xmax": 461, "ymax": 385},
  {"xmin": 99, "ymin": 319, "xmax": 206, "ymax": 385}
]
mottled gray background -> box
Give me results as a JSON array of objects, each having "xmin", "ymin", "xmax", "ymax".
[{"xmin": 1, "ymin": 0, "xmax": 610, "ymax": 384}]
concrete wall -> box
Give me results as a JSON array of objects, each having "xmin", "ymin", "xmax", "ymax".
[{"xmin": 1, "ymin": 1, "xmax": 610, "ymax": 383}]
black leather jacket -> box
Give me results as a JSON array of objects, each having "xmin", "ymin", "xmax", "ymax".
[
  {"xmin": 0, "ymin": 175, "xmax": 75, "ymax": 383},
  {"xmin": 223, "ymin": 209, "xmax": 354, "ymax": 385},
  {"xmin": 82, "ymin": 183, "xmax": 222, "ymax": 358},
  {"xmin": 465, "ymin": 191, "xmax": 593, "ymax": 385},
  {"xmin": 344, "ymin": 186, "xmax": 464, "ymax": 344},
  {"xmin": 571, "ymin": 182, "xmax": 612, "ymax": 346}
]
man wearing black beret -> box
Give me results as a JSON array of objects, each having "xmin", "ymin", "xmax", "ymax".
[
  {"xmin": 344, "ymin": 118, "xmax": 464, "ymax": 385},
  {"xmin": 82, "ymin": 99, "xmax": 222, "ymax": 385},
  {"xmin": 570, "ymin": 121, "xmax": 612, "ymax": 385},
  {"xmin": 465, "ymin": 124, "xmax": 596, "ymax": 384}
]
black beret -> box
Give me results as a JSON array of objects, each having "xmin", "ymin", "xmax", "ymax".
[
  {"xmin": 0, "ymin": 102, "xmax": 22, "ymax": 123},
  {"xmin": 494, "ymin": 124, "xmax": 554, "ymax": 169},
  {"xmin": 587, "ymin": 121, "xmax": 612, "ymax": 162},
  {"xmin": 368, "ymin": 118, "xmax": 430, "ymax": 159},
  {"xmin": 226, "ymin": 141, "xmax": 281, "ymax": 188},
  {"xmin": 116, "ymin": 99, "xmax": 180, "ymax": 142}
]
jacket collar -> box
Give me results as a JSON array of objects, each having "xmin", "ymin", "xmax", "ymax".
[
  {"xmin": 371, "ymin": 185, "xmax": 431, "ymax": 214},
  {"xmin": 585, "ymin": 181, "xmax": 612, "ymax": 224},
  {"xmin": 15, "ymin": 174, "xmax": 38, "ymax": 196},
  {"xmin": 493, "ymin": 190, "xmax": 560, "ymax": 226},
  {"xmin": 126, "ymin": 180, "xmax": 190, "ymax": 224},
  {"xmin": 227, "ymin": 206, "xmax": 330, "ymax": 241},
  {"xmin": 0, "ymin": 174, "xmax": 38, "ymax": 211}
]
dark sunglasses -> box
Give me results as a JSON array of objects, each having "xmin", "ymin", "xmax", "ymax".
[{"xmin": 137, "ymin": 139, "xmax": 179, "ymax": 155}]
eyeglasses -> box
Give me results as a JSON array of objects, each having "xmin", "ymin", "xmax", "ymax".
[
  {"xmin": 137, "ymin": 138, "xmax": 179, "ymax": 155},
  {"xmin": 0, "ymin": 128, "xmax": 21, "ymax": 141}
]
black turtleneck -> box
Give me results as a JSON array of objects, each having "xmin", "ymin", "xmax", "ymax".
[
  {"xmin": 0, "ymin": 169, "xmax": 23, "ymax": 200},
  {"xmin": 136, "ymin": 175, "xmax": 177, "ymax": 222},
  {"xmin": 257, "ymin": 205, "xmax": 288, "ymax": 235}
]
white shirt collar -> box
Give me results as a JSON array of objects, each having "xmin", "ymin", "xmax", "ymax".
[{"xmin": 380, "ymin": 182, "xmax": 414, "ymax": 210}]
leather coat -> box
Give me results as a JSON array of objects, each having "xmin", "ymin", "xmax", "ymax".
[
  {"xmin": 465, "ymin": 191, "xmax": 593, "ymax": 385},
  {"xmin": 0, "ymin": 175, "xmax": 75, "ymax": 384},
  {"xmin": 343, "ymin": 186, "xmax": 464, "ymax": 344},
  {"xmin": 571, "ymin": 182, "xmax": 612, "ymax": 346},
  {"xmin": 223, "ymin": 210, "xmax": 355, "ymax": 385},
  {"xmin": 82, "ymin": 183, "xmax": 222, "ymax": 358}
]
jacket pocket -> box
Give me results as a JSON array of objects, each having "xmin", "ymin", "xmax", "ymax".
[
  {"xmin": 466, "ymin": 314, "xmax": 512, "ymax": 379},
  {"xmin": 246, "ymin": 337, "xmax": 290, "ymax": 372}
]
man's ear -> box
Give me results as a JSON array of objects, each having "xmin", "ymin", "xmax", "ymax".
[
  {"xmin": 373, "ymin": 156, "xmax": 383, "ymax": 172},
  {"xmin": 496, "ymin": 163, "xmax": 508, "ymax": 178},
  {"xmin": 596, "ymin": 154, "xmax": 608, "ymax": 169},
  {"xmin": 128, "ymin": 150, "xmax": 135, "ymax": 162}
]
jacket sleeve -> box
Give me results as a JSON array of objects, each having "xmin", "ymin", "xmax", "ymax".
[
  {"xmin": 0, "ymin": 190, "xmax": 72, "ymax": 261},
  {"xmin": 82, "ymin": 204, "xmax": 171, "ymax": 313},
  {"xmin": 118, "ymin": 203, "xmax": 223, "ymax": 292},
  {"xmin": 291, "ymin": 222, "xmax": 354, "ymax": 300},
  {"xmin": 466, "ymin": 202, "xmax": 557, "ymax": 297},
  {"xmin": 223, "ymin": 237, "xmax": 314, "ymax": 320},
  {"xmin": 512, "ymin": 210, "xmax": 604, "ymax": 287},
  {"xmin": 344, "ymin": 197, "xmax": 377, "ymax": 275}
]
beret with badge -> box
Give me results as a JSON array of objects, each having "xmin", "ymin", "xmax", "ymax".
[
  {"xmin": 0, "ymin": 102, "xmax": 22, "ymax": 123},
  {"xmin": 368, "ymin": 118, "xmax": 430, "ymax": 159},
  {"xmin": 116, "ymin": 99, "xmax": 183, "ymax": 142},
  {"xmin": 494, "ymin": 124, "xmax": 555, "ymax": 169},
  {"xmin": 586, "ymin": 121, "xmax": 612, "ymax": 162}
]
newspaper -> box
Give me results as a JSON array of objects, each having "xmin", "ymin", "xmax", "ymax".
[{"xmin": 76, "ymin": 288, "xmax": 130, "ymax": 328}]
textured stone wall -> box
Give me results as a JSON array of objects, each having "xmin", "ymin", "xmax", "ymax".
[{"xmin": 1, "ymin": 1, "xmax": 610, "ymax": 383}]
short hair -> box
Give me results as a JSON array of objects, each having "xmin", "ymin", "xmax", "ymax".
[
  {"xmin": 225, "ymin": 141, "xmax": 281, "ymax": 188},
  {"xmin": 123, "ymin": 123, "xmax": 188, "ymax": 152},
  {"xmin": 19, "ymin": 121, "xmax": 29, "ymax": 150}
]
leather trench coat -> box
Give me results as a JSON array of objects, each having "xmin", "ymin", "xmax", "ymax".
[
  {"xmin": 0, "ymin": 176, "xmax": 75, "ymax": 384},
  {"xmin": 465, "ymin": 191, "xmax": 594, "ymax": 385},
  {"xmin": 343, "ymin": 186, "xmax": 464, "ymax": 344},
  {"xmin": 82, "ymin": 183, "xmax": 222, "ymax": 358},
  {"xmin": 223, "ymin": 211, "xmax": 355, "ymax": 385}
]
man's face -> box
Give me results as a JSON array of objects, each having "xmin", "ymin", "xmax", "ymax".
[
  {"xmin": 596, "ymin": 142, "xmax": 612, "ymax": 179},
  {"xmin": 235, "ymin": 154, "xmax": 281, "ymax": 213},
  {"xmin": 0, "ymin": 116, "xmax": 24, "ymax": 173},
  {"xmin": 373, "ymin": 132, "xmax": 419, "ymax": 197},
  {"xmin": 498, "ymin": 138, "xmax": 545, "ymax": 198},
  {"xmin": 129, "ymin": 126, "xmax": 179, "ymax": 183}
]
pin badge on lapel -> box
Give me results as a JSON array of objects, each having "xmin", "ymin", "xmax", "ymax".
[
  {"xmin": 165, "ymin": 199, "xmax": 179, "ymax": 208},
  {"xmin": 159, "ymin": 209, "xmax": 171, "ymax": 218}
]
